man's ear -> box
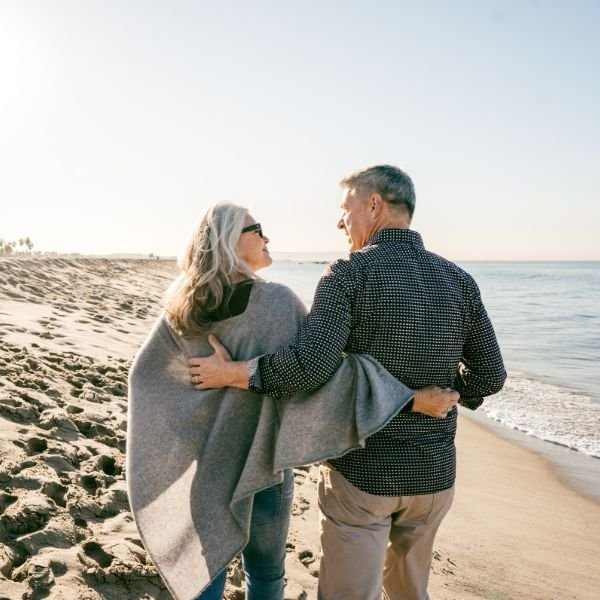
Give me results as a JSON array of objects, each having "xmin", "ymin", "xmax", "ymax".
[{"xmin": 369, "ymin": 193, "xmax": 384, "ymax": 218}]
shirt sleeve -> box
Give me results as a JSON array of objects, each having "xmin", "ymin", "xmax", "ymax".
[
  {"xmin": 248, "ymin": 260, "xmax": 354, "ymax": 399},
  {"xmin": 454, "ymin": 281, "xmax": 507, "ymax": 409}
]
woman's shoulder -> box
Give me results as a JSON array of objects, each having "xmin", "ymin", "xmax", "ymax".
[
  {"xmin": 254, "ymin": 280, "xmax": 300, "ymax": 300},
  {"xmin": 253, "ymin": 281, "xmax": 306, "ymax": 313}
]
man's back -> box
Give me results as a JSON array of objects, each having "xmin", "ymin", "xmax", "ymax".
[
  {"xmin": 254, "ymin": 228, "xmax": 505, "ymax": 495},
  {"xmin": 343, "ymin": 229, "xmax": 485, "ymax": 389}
]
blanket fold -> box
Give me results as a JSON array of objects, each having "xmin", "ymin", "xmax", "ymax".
[{"xmin": 127, "ymin": 282, "xmax": 414, "ymax": 600}]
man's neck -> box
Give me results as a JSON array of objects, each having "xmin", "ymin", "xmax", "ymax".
[{"xmin": 371, "ymin": 219, "xmax": 410, "ymax": 238}]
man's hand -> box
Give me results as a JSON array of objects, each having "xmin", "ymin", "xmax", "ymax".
[
  {"xmin": 412, "ymin": 386, "xmax": 459, "ymax": 418},
  {"xmin": 188, "ymin": 335, "xmax": 249, "ymax": 390}
]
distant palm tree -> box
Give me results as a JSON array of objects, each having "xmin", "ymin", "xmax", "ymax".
[{"xmin": 0, "ymin": 239, "xmax": 32, "ymax": 256}]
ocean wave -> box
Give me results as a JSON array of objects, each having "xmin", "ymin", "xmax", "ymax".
[{"xmin": 481, "ymin": 372, "xmax": 600, "ymax": 458}]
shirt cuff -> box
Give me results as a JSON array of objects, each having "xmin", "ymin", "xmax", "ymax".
[{"xmin": 247, "ymin": 356, "xmax": 264, "ymax": 394}]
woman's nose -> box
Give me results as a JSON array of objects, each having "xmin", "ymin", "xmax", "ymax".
[
  {"xmin": 337, "ymin": 218, "xmax": 345, "ymax": 230},
  {"xmin": 263, "ymin": 235, "xmax": 270, "ymax": 244}
]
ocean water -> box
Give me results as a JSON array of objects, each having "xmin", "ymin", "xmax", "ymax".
[{"xmin": 267, "ymin": 260, "xmax": 600, "ymax": 459}]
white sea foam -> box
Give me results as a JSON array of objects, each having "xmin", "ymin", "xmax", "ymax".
[{"xmin": 481, "ymin": 372, "xmax": 600, "ymax": 458}]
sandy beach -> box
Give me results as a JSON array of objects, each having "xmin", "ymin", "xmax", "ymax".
[{"xmin": 1, "ymin": 257, "xmax": 599, "ymax": 600}]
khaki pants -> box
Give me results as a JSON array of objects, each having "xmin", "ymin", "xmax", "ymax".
[{"xmin": 317, "ymin": 464, "xmax": 455, "ymax": 600}]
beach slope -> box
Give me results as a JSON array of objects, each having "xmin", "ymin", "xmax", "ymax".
[{"xmin": 1, "ymin": 258, "xmax": 598, "ymax": 599}]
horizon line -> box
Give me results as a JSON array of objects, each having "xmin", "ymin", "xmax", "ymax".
[{"xmin": 2, "ymin": 252, "xmax": 599, "ymax": 263}]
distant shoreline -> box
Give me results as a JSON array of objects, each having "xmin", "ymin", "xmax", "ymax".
[{"xmin": 2, "ymin": 254, "xmax": 599, "ymax": 263}]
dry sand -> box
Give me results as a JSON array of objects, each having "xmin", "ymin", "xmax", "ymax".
[{"xmin": 1, "ymin": 257, "xmax": 598, "ymax": 600}]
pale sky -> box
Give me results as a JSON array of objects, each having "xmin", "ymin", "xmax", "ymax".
[{"xmin": 2, "ymin": 0, "xmax": 599, "ymax": 260}]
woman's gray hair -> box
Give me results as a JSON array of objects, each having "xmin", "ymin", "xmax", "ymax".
[
  {"xmin": 165, "ymin": 202, "xmax": 256, "ymax": 337},
  {"xmin": 339, "ymin": 164, "xmax": 416, "ymax": 219}
]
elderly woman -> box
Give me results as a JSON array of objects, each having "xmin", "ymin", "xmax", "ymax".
[
  {"xmin": 164, "ymin": 205, "xmax": 292, "ymax": 600},
  {"xmin": 127, "ymin": 203, "xmax": 455, "ymax": 600}
]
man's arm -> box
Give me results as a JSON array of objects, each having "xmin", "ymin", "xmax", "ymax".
[
  {"xmin": 189, "ymin": 259, "xmax": 460, "ymax": 417},
  {"xmin": 189, "ymin": 338, "xmax": 459, "ymax": 418},
  {"xmin": 454, "ymin": 284, "xmax": 506, "ymax": 409},
  {"xmin": 188, "ymin": 335, "xmax": 250, "ymax": 389},
  {"xmin": 190, "ymin": 260, "xmax": 355, "ymax": 397},
  {"xmin": 250, "ymin": 260, "xmax": 354, "ymax": 398}
]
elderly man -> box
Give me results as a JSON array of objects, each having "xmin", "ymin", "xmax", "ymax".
[{"xmin": 190, "ymin": 165, "xmax": 506, "ymax": 600}]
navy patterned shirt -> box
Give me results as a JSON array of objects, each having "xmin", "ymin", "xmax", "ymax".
[{"xmin": 249, "ymin": 229, "xmax": 506, "ymax": 495}]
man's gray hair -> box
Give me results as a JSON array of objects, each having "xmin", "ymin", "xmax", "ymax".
[{"xmin": 339, "ymin": 164, "xmax": 416, "ymax": 219}]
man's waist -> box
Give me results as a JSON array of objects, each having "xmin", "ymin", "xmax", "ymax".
[
  {"xmin": 370, "ymin": 409, "xmax": 458, "ymax": 441},
  {"xmin": 327, "ymin": 444, "xmax": 456, "ymax": 496}
]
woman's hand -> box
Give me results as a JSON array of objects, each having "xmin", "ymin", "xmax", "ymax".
[
  {"xmin": 412, "ymin": 386, "xmax": 459, "ymax": 418},
  {"xmin": 188, "ymin": 335, "xmax": 249, "ymax": 390}
]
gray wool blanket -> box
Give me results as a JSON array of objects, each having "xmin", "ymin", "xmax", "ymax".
[{"xmin": 127, "ymin": 282, "xmax": 414, "ymax": 600}]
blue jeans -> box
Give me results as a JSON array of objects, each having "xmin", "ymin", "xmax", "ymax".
[{"xmin": 197, "ymin": 468, "xmax": 294, "ymax": 600}]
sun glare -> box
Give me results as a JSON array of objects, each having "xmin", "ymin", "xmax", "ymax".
[{"xmin": 0, "ymin": 11, "xmax": 40, "ymax": 110}]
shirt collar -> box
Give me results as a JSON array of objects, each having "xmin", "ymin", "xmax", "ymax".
[{"xmin": 364, "ymin": 228, "xmax": 424, "ymax": 249}]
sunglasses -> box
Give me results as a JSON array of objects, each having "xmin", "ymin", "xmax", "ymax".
[{"xmin": 241, "ymin": 223, "xmax": 264, "ymax": 238}]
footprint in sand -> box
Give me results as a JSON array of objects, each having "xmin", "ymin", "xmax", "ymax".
[
  {"xmin": 92, "ymin": 314, "xmax": 112, "ymax": 323},
  {"xmin": 431, "ymin": 549, "xmax": 457, "ymax": 576},
  {"xmin": 81, "ymin": 540, "xmax": 113, "ymax": 568},
  {"xmin": 11, "ymin": 459, "xmax": 37, "ymax": 474},
  {"xmin": 72, "ymin": 482, "xmax": 129, "ymax": 519},
  {"xmin": 77, "ymin": 535, "xmax": 160, "ymax": 587},
  {"xmin": 0, "ymin": 399, "xmax": 39, "ymax": 423},
  {"xmin": 41, "ymin": 481, "xmax": 68, "ymax": 507},
  {"xmin": 38, "ymin": 411, "xmax": 79, "ymax": 442},
  {"xmin": 0, "ymin": 491, "xmax": 18, "ymax": 512},
  {"xmin": 63, "ymin": 359, "xmax": 85, "ymax": 372},
  {"xmin": 72, "ymin": 417, "xmax": 120, "ymax": 442},
  {"xmin": 0, "ymin": 496, "xmax": 54, "ymax": 536},
  {"xmin": 11, "ymin": 555, "xmax": 55, "ymax": 594},
  {"xmin": 18, "ymin": 514, "xmax": 76, "ymax": 555},
  {"xmin": 7, "ymin": 325, "xmax": 28, "ymax": 334},
  {"xmin": 3, "ymin": 289, "xmax": 23, "ymax": 299},
  {"xmin": 79, "ymin": 474, "xmax": 101, "ymax": 495},
  {"xmin": 291, "ymin": 496, "xmax": 311, "ymax": 516},
  {"xmin": 104, "ymin": 381, "xmax": 127, "ymax": 397},
  {"xmin": 96, "ymin": 455, "xmax": 121, "ymax": 477},
  {"xmin": 43, "ymin": 454, "xmax": 78, "ymax": 474},
  {"xmin": 298, "ymin": 549, "xmax": 316, "ymax": 567},
  {"xmin": 66, "ymin": 374, "xmax": 86, "ymax": 389},
  {"xmin": 293, "ymin": 470, "xmax": 308, "ymax": 484},
  {"xmin": 24, "ymin": 358, "xmax": 40, "ymax": 370},
  {"xmin": 25, "ymin": 437, "xmax": 48, "ymax": 455}
]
